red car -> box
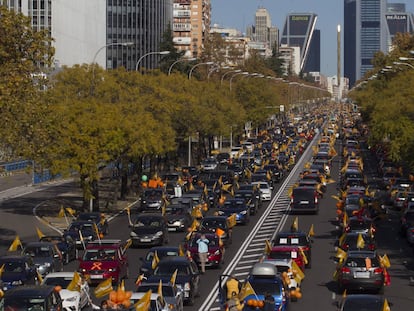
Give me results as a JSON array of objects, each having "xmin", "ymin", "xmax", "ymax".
[
  {"xmin": 265, "ymin": 245, "xmax": 306, "ymax": 271},
  {"xmin": 78, "ymin": 239, "xmax": 128, "ymax": 285},
  {"xmin": 184, "ymin": 232, "xmax": 224, "ymax": 269}
]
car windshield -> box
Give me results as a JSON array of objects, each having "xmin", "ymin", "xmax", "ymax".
[
  {"xmin": 83, "ymin": 249, "xmax": 116, "ymax": 261},
  {"xmin": 44, "ymin": 277, "xmax": 72, "ymax": 287},
  {"xmin": 344, "ymin": 257, "xmax": 380, "ymax": 268},
  {"xmin": 4, "ymin": 298, "xmax": 45, "ymax": 311},
  {"xmin": 24, "ymin": 246, "xmax": 51, "ymax": 258},
  {"xmin": 189, "ymin": 237, "xmax": 218, "ymax": 247},
  {"xmin": 275, "ymin": 265, "xmax": 290, "ymax": 273},
  {"xmin": 137, "ymin": 285, "xmax": 174, "ymax": 296},
  {"xmin": 144, "ymin": 250, "xmax": 178, "ymax": 262},
  {"xmin": 200, "ymin": 219, "xmax": 226, "ymax": 229},
  {"xmin": 268, "ymin": 251, "xmax": 294, "ymax": 260},
  {"xmin": 250, "ymin": 281, "xmax": 281, "ymax": 296},
  {"xmin": 0, "ymin": 261, "xmax": 25, "ymax": 272},
  {"xmin": 144, "ymin": 190, "xmax": 163, "ymax": 200},
  {"xmin": 154, "ymin": 263, "xmax": 190, "ymax": 276},
  {"xmin": 165, "ymin": 206, "xmax": 185, "ymax": 215},
  {"xmin": 78, "ymin": 214, "xmax": 99, "ymax": 221},
  {"xmin": 342, "ymin": 297, "xmax": 384, "ymax": 310},
  {"xmin": 293, "ymin": 189, "xmax": 314, "ymax": 200},
  {"xmin": 134, "ymin": 217, "xmax": 162, "ymax": 227},
  {"xmin": 68, "ymin": 223, "xmax": 93, "ymax": 232}
]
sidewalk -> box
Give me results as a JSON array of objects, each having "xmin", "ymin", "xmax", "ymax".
[{"xmin": 0, "ymin": 176, "xmax": 139, "ymax": 233}]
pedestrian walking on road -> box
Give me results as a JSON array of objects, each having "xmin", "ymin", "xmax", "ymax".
[{"xmin": 196, "ymin": 233, "xmax": 209, "ymax": 273}]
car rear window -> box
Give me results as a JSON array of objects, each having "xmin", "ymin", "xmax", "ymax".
[
  {"xmin": 344, "ymin": 257, "xmax": 380, "ymax": 268},
  {"xmin": 293, "ymin": 189, "xmax": 314, "ymax": 200},
  {"xmin": 250, "ymin": 281, "xmax": 281, "ymax": 296}
]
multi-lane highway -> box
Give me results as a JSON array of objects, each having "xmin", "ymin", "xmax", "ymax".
[{"xmin": 1, "ymin": 124, "xmax": 414, "ymax": 310}]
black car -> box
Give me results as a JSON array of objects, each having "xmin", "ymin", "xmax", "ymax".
[
  {"xmin": 336, "ymin": 294, "xmax": 387, "ymax": 311},
  {"xmin": 4, "ymin": 285, "xmax": 63, "ymax": 311},
  {"xmin": 273, "ymin": 231, "xmax": 313, "ymax": 268},
  {"xmin": 76, "ymin": 212, "xmax": 109, "ymax": 235},
  {"xmin": 39, "ymin": 235, "xmax": 77, "ymax": 264},
  {"xmin": 0, "ymin": 255, "xmax": 37, "ymax": 291},
  {"xmin": 147, "ymin": 256, "xmax": 200, "ymax": 305},
  {"xmin": 263, "ymin": 164, "xmax": 284, "ymax": 183},
  {"xmin": 165, "ymin": 204, "xmax": 193, "ymax": 232},
  {"xmin": 238, "ymin": 183, "xmax": 262, "ymax": 207},
  {"xmin": 234, "ymin": 189, "xmax": 260, "ymax": 215},
  {"xmin": 130, "ymin": 213, "xmax": 169, "ymax": 247},
  {"xmin": 63, "ymin": 220, "xmax": 98, "ymax": 249},
  {"xmin": 400, "ymin": 210, "xmax": 414, "ymax": 236},
  {"xmin": 140, "ymin": 188, "xmax": 166, "ymax": 212},
  {"xmin": 290, "ymin": 186, "xmax": 319, "ymax": 214},
  {"xmin": 139, "ymin": 246, "xmax": 180, "ymax": 277}
]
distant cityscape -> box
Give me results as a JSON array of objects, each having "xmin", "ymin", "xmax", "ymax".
[{"xmin": 2, "ymin": 0, "xmax": 414, "ymax": 97}]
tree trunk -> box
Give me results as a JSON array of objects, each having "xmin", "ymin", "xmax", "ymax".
[{"xmin": 91, "ymin": 179, "xmax": 99, "ymax": 212}]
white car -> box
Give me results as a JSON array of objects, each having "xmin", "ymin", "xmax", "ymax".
[
  {"xmin": 130, "ymin": 292, "xmax": 169, "ymax": 311},
  {"xmin": 251, "ymin": 181, "xmax": 272, "ymax": 201},
  {"xmin": 42, "ymin": 272, "xmax": 90, "ymax": 311},
  {"xmin": 200, "ymin": 157, "xmax": 218, "ymax": 171}
]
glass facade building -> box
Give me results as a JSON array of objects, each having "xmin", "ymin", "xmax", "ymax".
[{"xmin": 280, "ymin": 13, "xmax": 320, "ymax": 73}]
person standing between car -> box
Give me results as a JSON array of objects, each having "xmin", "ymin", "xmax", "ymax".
[{"xmin": 196, "ymin": 233, "xmax": 209, "ymax": 273}]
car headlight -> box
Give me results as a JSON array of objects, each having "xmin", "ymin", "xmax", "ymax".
[
  {"xmin": 184, "ymin": 282, "xmax": 191, "ymax": 291},
  {"xmin": 155, "ymin": 231, "xmax": 163, "ymax": 237},
  {"xmin": 130, "ymin": 231, "xmax": 137, "ymax": 237},
  {"xmin": 12, "ymin": 280, "xmax": 23, "ymax": 286}
]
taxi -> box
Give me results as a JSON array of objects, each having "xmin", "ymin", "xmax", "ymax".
[{"xmin": 78, "ymin": 239, "xmax": 128, "ymax": 285}]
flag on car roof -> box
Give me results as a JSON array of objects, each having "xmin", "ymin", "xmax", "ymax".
[
  {"xmin": 308, "ymin": 224, "xmax": 315, "ymax": 237},
  {"xmin": 36, "ymin": 227, "xmax": 45, "ymax": 239},
  {"xmin": 382, "ymin": 298, "xmax": 391, "ymax": 311},
  {"xmin": 94, "ymin": 278, "xmax": 113, "ymax": 298},
  {"xmin": 8, "ymin": 235, "xmax": 22, "ymax": 252},
  {"xmin": 152, "ymin": 251, "xmax": 160, "ymax": 270},
  {"xmin": 291, "ymin": 217, "xmax": 298, "ymax": 232},
  {"xmin": 170, "ymin": 269, "xmax": 178, "ymax": 286},
  {"xmin": 356, "ymin": 233, "xmax": 365, "ymax": 249},
  {"xmin": 67, "ymin": 272, "xmax": 81, "ymax": 292},
  {"xmin": 134, "ymin": 289, "xmax": 152, "ymax": 311}
]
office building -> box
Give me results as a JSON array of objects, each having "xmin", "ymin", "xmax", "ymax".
[
  {"xmin": 344, "ymin": 0, "xmax": 388, "ymax": 87},
  {"xmin": 172, "ymin": 0, "xmax": 211, "ymax": 58},
  {"xmin": 280, "ymin": 13, "xmax": 320, "ymax": 74},
  {"xmin": 385, "ymin": 3, "xmax": 414, "ymax": 51},
  {"xmin": 3, "ymin": 0, "xmax": 172, "ymax": 71},
  {"xmin": 246, "ymin": 7, "xmax": 279, "ymax": 54}
]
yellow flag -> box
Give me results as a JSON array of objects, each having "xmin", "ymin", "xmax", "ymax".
[
  {"xmin": 94, "ymin": 278, "xmax": 113, "ymax": 298},
  {"xmin": 0, "ymin": 289, "xmax": 3, "ymax": 299},
  {"xmin": 291, "ymin": 260, "xmax": 305, "ymax": 282},
  {"xmin": 66, "ymin": 272, "xmax": 81, "ymax": 291},
  {"xmin": 36, "ymin": 270, "xmax": 44, "ymax": 284},
  {"xmin": 65, "ymin": 207, "xmax": 77, "ymax": 216},
  {"xmin": 36, "ymin": 227, "xmax": 45, "ymax": 239},
  {"xmin": 93, "ymin": 223, "xmax": 101, "ymax": 239},
  {"xmin": 291, "ymin": 217, "xmax": 298, "ymax": 231},
  {"xmin": 342, "ymin": 289, "xmax": 347, "ymax": 298},
  {"xmin": 335, "ymin": 248, "xmax": 347, "ymax": 260},
  {"xmin": 123, "ymin": 239, "xmax": 132, "ymax": 253},
  {"xmin": 380, "ymin": 254, "xmax": 391, "ymax": 269},
  {"xmin": 264, "ymin": 240, "xmax": 272, "ymax": 255},
  {"xmin": 382, "ymin": 298, "xmax": 391, "ymax": 311},
  {"xmin": 8, "ymin": 236, "xmax": 22, "ymax": 252},
  {"xmin": 342, "ymin": 212, "xmax": 348, "ymax": 227},
  {"xmin": 338, "ymin": 233, "xmax": 346, "ymax": 247},
  {"xmin": 135, "ymin": 274, "xmax": 145, "ymax": 286},
  {"xmin": 170, "ymin": 269, "xmax": 178, "ymax": 286},
  {"xmin": 120, "ymin": 279, "xmax": 125, "ymax": 292},
  {"xmin": 356, "ymin": 233, "xmax": 365, "ymax": 249},
  {"xmin": 308, "ymin": 224, "xmax": 315, "ymax": 237},
  {"xmin": 0, "ymin": 264, "xmax": 5, "ymax": 278},
  {"xmin": 178, "ymin": 244, "xmax": 185, "ymax": 257},
  {"xmin": 299, "ymin": 248, "xmax": 308, "ymax": 265},
  {"xmin": 238, "ymin": 281, "xmax": 256, "ymax": 300},
  {"xmin": 152, "ymin": 251, "xmax": 160, "ymax": 270},
  {"xmin": 157, "ymin": 279, "xmax": 163, "ymax": 299},
  {"xmin": 58, "ymin": 206, "xmax": 65, "ymax": 218},
  {"xmin": 134, "ymin": 290, "xmax": 152, "ymax": 311}
]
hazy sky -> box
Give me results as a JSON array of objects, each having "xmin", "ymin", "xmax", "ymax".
[{"xmin": 210, "ymin": 0, "xmax": 414, "ymax": 76}]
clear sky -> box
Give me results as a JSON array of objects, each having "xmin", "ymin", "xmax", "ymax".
[{"xmin": 210, "ymin": 0, "xmax": 414, "ymax": 77}]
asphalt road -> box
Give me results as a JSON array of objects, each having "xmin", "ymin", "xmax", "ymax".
[{"xmin": 1, "ymin": 135, "xmax": 414, "ymax": 310}]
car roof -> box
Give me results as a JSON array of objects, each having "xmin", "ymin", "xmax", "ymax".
[
  {"xmin": 24, "ymin": 241, "xmax": 55, "ymax": 247},
  {"xmin": 0, "ymin": 255, "xmax": 28, "ymax": 261},
  {"xmin": 250, "ymin": 263, "xmax": 278, "ymax": 276},
  {"xmin": 4, "ymin": 285, "xmax": 57, "ymax": 297},
  {"xmin": 43, "ymin": 272, "xmax": 77, "ymax": 278},
  {"xmin": 158, "ymin": 256, "xmax": 192, "ymax": 265}
]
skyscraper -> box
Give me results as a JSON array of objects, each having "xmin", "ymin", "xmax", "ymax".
[
  {"xmin": 344, "ymin": 0, "xmax": 388, "ymax": 87},
  {"xmin": 247, "ymin": 7, "xmax": 279, "ymax": 51},
  {"xmin": 385, "ymin": 3, "xmax": 414, "ymax": 51},
  {"xmin": 280, "ymin": 13, "xmax": 320, "ymax": 74}
]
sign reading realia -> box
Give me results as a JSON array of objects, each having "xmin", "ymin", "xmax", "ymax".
[{"xmin": 291, "ymin": 15, "xmax": 309, "ymax": 21}]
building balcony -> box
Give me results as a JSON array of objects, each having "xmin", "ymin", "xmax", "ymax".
[
  {"xmin": 173, "ymin": 23, "xmax": 191, "ymax": 31},
  {"xmin": 173, "ymin": 37, "xmax": 192, "ymax": 45},
  {"xmin": 173, "ymin": 10, "xmax": 191, "ymax": 18}
]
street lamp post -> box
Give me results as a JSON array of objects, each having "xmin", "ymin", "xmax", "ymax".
[
  {"xmin": 221, "ymin": 69, "xmax": 241, "ymax": 85},
  {"xmin": 168, "ymin": 57, "xmax": 196, "ymax": 75},
  {"xmin": 394, "ymin": 61, "xmax": 414, "ymax": 70},
  {"xmin": 135, "ymin": 50, "xmax": 170, "ymax": 72},
  {"xmin": 229, "ymin": 72, "xmax": 248, "ymax": 90},
  {"xmin": 91, "ymin": 41, "xmax": 134, "ymax": 94},
  {"xmin": 188, "ymin": 61, "xmax": 214, "ymax": 79}
]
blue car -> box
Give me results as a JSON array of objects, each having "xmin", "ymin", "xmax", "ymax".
[
  {"xmin": 0, "ymin": 255, "xmax": 38, "ymax": 291},
  {"xmin": 139, "ymin": 246, "xmax": 180, "ymax": 277},
  {"xmin": 217, "ymin": 198, "xmax": 250, "ymax": 225}
]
